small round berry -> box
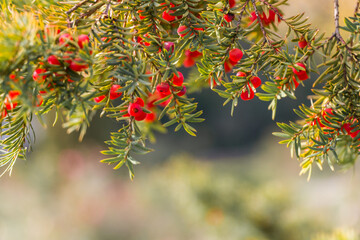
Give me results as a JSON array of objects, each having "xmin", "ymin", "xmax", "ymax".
[
  {"xmin": 156, "ymin": 82, "xmax": 171, "ymax": 97},
  {"xmin": 229, "ymin": 48, "xmax": 243, "ymax": 63},
  {"xmin": 94, "ymin": 95, "xmax": 105, "ymax": 103},
  {"xmin": 134, "ymin": 110, "xmax": 147, "ymax": 121},
  {"xmin": 224, "ymin": 13, "xmax": 234, "ymax": 22},
  {"xmin": 134, "ymin": 97, "xmax": 145, "ymax": 107},
  {"xmin": 172, "ymin": 72, "xmax": 184, "ymax": 86},
  {"xmin": 162, "ymin": 10, "xmax": 175, "ymax": 22},
  {"xmin": 240, "ymin": 88, "xmax": 254, "ymax": 101},
  {"xmin": 250, "ymin": 76, "xmax": 262, "ymax": 88},
  {"xmin": 77, "ymin": 34, "xmax": 90, "ymax": 49},
  {"xmin": 298, "ymin": 39, "xmax": 308, "ymax": 49},
  {"xmin": 109, "ymin": 85, "xmax": 122, "ymax": 100},
  {"xmin": 177, "ymin": 25, "xmax": 188, "ymax": 37},
  {"xmin": 145, "ymin": 111, "xmax": 156, "ymax": 123},
  {"xmin": 4, "ymin": 98, "xmax": 18, "ymax": 110},
  {"xmin": 183, "ymin": 57, "xmax": 195, "ymax": 67},
  {"xmin": 137, "ymin": 10, "xmax": 146, "ymax": 20},
  {"xmin": 229, "ymin": 0, "xmax": 236, "ymax": 8},
  {"xmin": 236, "ymin": 72, "xmax": 247, "ymax": 77},
  {"xmin": 127, "ymin": 103, "xmax": 144, "ymax": 117},
  {"xmin": 292, "ymin": 63, "xmax": 308, "ymax": 81},
  {"xmin": 33, "ymin": 69, "xmax": 47, "ymax": 83},
  {"xmin": 8, "ymin": 90, "xmax": 21, "ymax": 99},
  {"xmin": 69, "ymin": 58, "xmax": 88, "ymax": 72},
  {"xmin": 36, "ymin": 95, "xmax": 43, "ymax": 107},
  {"xmin": 59, "ymin": 33, "xmax": 73, "ymax": 46},
  {"xmin": 164, "ymin": 41, "xmax": 175, "ymax": 52},
  {"xmin": 47, "ymin": 55, "xmax": 61, "ymax": 65}
]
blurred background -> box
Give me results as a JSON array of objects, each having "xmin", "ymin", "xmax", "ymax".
[{"xmin": 1, "ymin": 0, "xmax": 360, "ymax": 239}]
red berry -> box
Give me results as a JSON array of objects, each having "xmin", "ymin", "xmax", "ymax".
[
  {"xmin": 78, "ymin": 34, "xmax": 89, "ymax": 49},
  {"xmin": 4, "ymin": 98, "xmax": 18, "ymax": 110},
  {"xmin": 145, "ymin": 111, "xmax": 156, "ymax": 122},
  {"xmin": 298, "ymin": 39, "xmax": 308, "ymax": 49},
  {"xmin": 94, "ymin": 95, "xmax": 105, "ymax": 103},
  {"xmin": 250, "ymin": 76, "xmax": 262, "ymax": 88},
  {"xmin": 134, "ymin": 97, "xmax": 145, "ymax": 107},
  {"xmin": 33, "ymin": 69, "xmax": 47, "ymax": 83},
  {"xmin": 229, "ymin": 48, "xmax": 243, "ymax": 63},
  {"xmin": 224, "ymin": 13, "xmax": 234, "ymax": 22},
  {"xmin": 128, "ymin": 103, "xmax": 144, "ymax": 117},
  {"xmin": 137, "ymin": 10, "xmax": 146, "ymax": 20},
  {"xmin": 8, "ymin": 90, "xmax": 21, "ymax": 99},
  {"xmin": 177, "ymin": 86, "xmax": 186, "ymax": 96},
  {"xmin": 236, "ymin": 72, "xmax": 247, "ymax": 77},
  {"xmin": 229, "ymin": 0, "xmax": 236, "ymax": 8},
  {"xmin": 267, "ymin": 10, "xmax": 276, "ymax": 23},
  {"xmin": 59, "ymin": 33, "xmax": 73, "ymax": 46},
  {"xmin": 183, "ymin": 57, "xmax": 195, "ymax": 67},
  {"xmin": 164, "ymin": 41, "xmax": 175, "ymax": 52},
  {"xmin": 69, "ymin": 58, "xmax": 88, "ymax": 72},
  {"xmin": 185, "ymin": 50, "xmax": 202, "ymax": 58},
  {"xmin": 156, "ymin": 82, "xmax": 171, "ymax": 97},
  {"xmin": 134, "ymin": 110, "xmax": 147, "ymax": 121},
  {"xmin": 342, "ymin": 122, "xmax": 360, "ymax": 138},
  {"xmin": 240, "ymin": 88, "xmax": 254, "ymax": 101},
  {"xmin": 47, "ymin": 55, "xmax": 60, "ymax": 65},
  {"xmin": 109, "ymin": 85, "xmax": 122, "ymax": 100},
  {"xmin": 172, "ymin": 72, "xmax": 184, "ymax": 86},
  {"xmin": 162, "ymin": 10, "xmax": 175, "ymax": 22},
  {"xmin": 290, "ymin": 77, "xmax": 300, "ymax": 89},
  {"xmin": 177, "ymin": 25, "xmax": 188, "ymax": 37},
  {"xmin": 292, "ymin": 63, "xmax": 309, "ymax": 81}
]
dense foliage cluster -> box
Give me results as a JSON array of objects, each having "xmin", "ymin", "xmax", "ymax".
[{"xmin": 1, "ymin": 0, "xmax": 360, "ymax": 179}]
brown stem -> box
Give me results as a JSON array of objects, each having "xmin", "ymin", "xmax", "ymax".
[
  {"xmin": 251, "ymin": 0, "xmax": 270, "ymax": 45},
  {"xmin": 65, "ymin": 0, "xmax": 90, "ymax": 15},
  {"xmin": 354, "ymin": 0, "xmax": 360, "ymax": 18}
]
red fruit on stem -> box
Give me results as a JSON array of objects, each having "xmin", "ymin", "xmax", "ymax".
[
  {"xmin": 109, "ymin": 84, "xmax": 122, "ymax": 100},
  {"xmin": 267, "ymin": 10, "xmax": 276, "ymax": 23},
  {"xmin": 69, "ymin": 58, "xmax": 88, "ymax": 72},
  {"xmin": 156, "ymin": 82, "xmax": 171, "ymax": 97},
  {"xmin": 77, "ymin": 34, "xmax": 90, "ymax": 49},
  {"xmin": 183, "ymin": 57, "xmax": 196, "ymax": 67},
  {"xmin": 292, "ymin": 63, "xmax": 309, "ymax": 81},
  {"xmin": 224, "ymin": 13, "xmax": 234, "ymax": 22},
  {"xmin": 4, "ymin": 98, "xmax": 18, "ymax": 110},
  {"xmin": 298, "ymin": 39, "xmax": 308, "ymax": 49},
  {"xmin": 177, "ymin": 25, "xmax": 188, "ymax": 37},
  {"xmin": 172, "ymin": 72, "xmax": 184, "ymax": 86},
  {"xmin": 128, "ymin": 103, "xmax": 144, "ymax": 117},
  {"xmin": 48, "ymin": 55, "xmax": 61, "ymax": 65},
  {"xmin": 134, "ymin": 97, "xmax": 145, "ymax": 107},
  {"xmin": 145, "ymin": 111, "xmax": 156, "ymax": 123},
  {"xmin": 177, "ymin": 86, "xmax": 186, "ymax": 96},
  {"xmin": 137, "ymin": 10, "xmax": 146, "ymax": 20},
  {"xmin": 185, "ymin": 50, "xmax": 202, "ymax": 58},
  {"xmin": 250, "ymin": 76, "xmax": 262, "ymax": 88},
  {"xmin": 94, "ymin": 95, "xmax": 105, "ymax": 103},
  {"xmin": 162, "ymin": 10, "xmax": 175, "ymax": 22},
  {"xmin": 8, "ymin": 90, "xmax": 21, "ymax": 99},
  {"xmin": 290, "ymin": 77, "xmax": 300, "ymax": 89},
  {"xmin": 229, "ymin": 0, "xmax": 236, "ymax": 8},
  {"xmin": 236, "ymin": 72, "xmax": 247, "ymax": 77},
  {"xmin": 59, "ymin": 33, "xmax": 73, "ymax": 46},
  {"xmin": 33, "ymin": 69, "xmax": 47, "ymax": 83},
  {"xmin": 134, "ymin": 110, "xmax": 147, "ymax": 121},
  {"xmin": 229, "ymin": 48, "xmax": 243, "ymax": 63},
  {"xmin": 240, "ymin": 88, "xmax": 254, "ymax": 101},
  {"xmin": 164, "ymin": 41, "xmax": 175, "ymax": 52}
]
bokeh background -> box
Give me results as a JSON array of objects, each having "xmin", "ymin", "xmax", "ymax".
[{"xmin": 1, "ymin": 0, "xmax": 360, "ymax": 239}]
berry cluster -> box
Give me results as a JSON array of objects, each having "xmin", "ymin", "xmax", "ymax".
[
  {"xmin": 249, "ymin": 9, "xmax": 281, "ymax": 26},
  {"xmin": 33, "ymin": 33, "xmax": 91, "ymax": 91},
  {"xmin": 236, "ymin": 72, "xmax": 262, "ymax": 101},
  {"xmin": 183, "ymin": 50, "xmax": 202, "ymax": 67},
  {"xmin": 224, "ymin": 48, "xmax": 243, "ymax": 73}
]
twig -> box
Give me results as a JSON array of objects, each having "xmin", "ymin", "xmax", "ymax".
[
  {"xmin": 354, "ymin": 0, "xmax": 360, "ymax": 18},
  {"xmin": 334, "ymin": 0, "xmax": 342, "ymax": 40},
  {"xmin": 65, "ymin": 0, "xmax": 90, "ymax": 15},
  {"xmin": 251, "ymin": 0, "xmax": 270, "ymax": 45}
]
